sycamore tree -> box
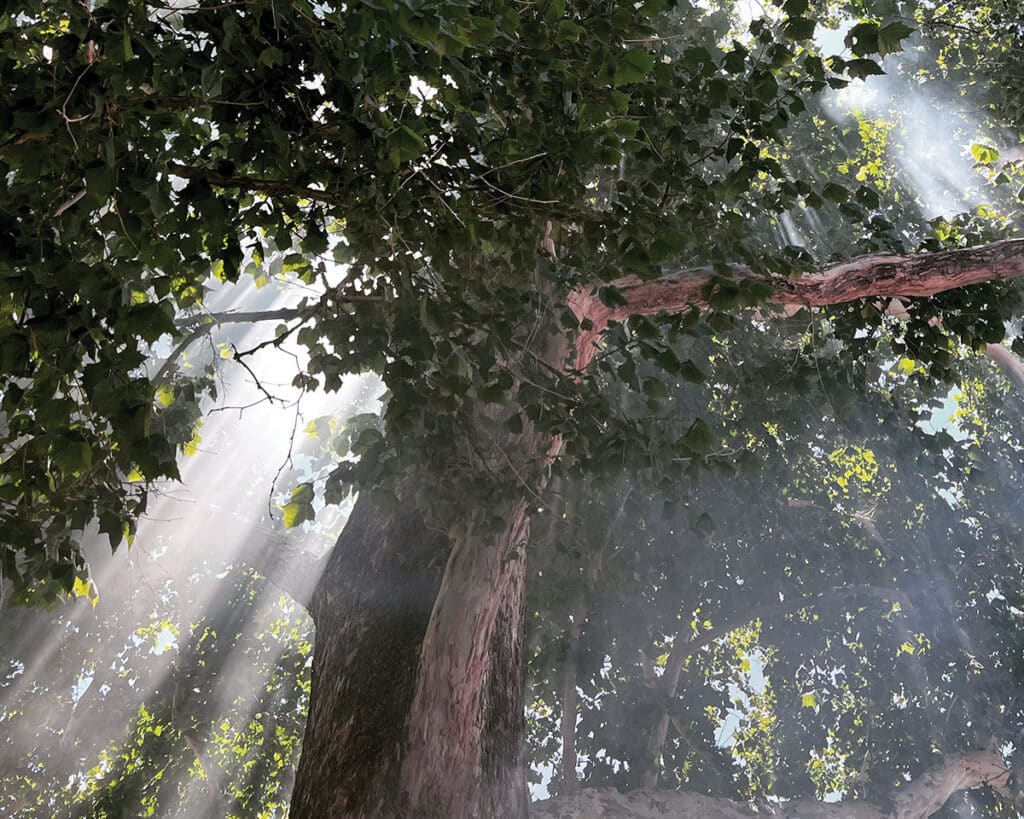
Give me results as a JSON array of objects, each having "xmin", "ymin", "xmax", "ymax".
[
  {"xmin": 4, "ymin": 312, "xmax": 1024, "ymax": 819},
  {"xmin": 2, "ymin": 0, "xmax": 1024, "ymax": 815}
]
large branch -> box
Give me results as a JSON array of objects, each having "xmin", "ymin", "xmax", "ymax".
[
  {"xmin": 244, "ymin": 535, "xmax": 326, "ymax": 614},
  {"xmin": 569, "ymin": 239, "xmax": 1024, "ymax": 364},
  {"xmin": 531, "ymin": 748, "xmax": 1010, "ymax": 819}
]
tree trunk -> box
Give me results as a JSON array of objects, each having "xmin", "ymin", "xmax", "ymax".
[
  {"xmin": 289, "ymin": 492, "xmax": 529, "ymax": 818},
  {"xmin": 290, "ymin": 493, "xmax": 444, "ymax": 816},
  {"xmin": 400, "ymin": 499, "xmax": 530, "ymax": 817},
  {"xmin": 288, "ymin": 241, "xmax": 1024, "ymax": 817}
]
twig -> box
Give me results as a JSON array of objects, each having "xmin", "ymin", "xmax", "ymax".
[
  {"xmin": 230, "ymin": 343, "xmax": 283, "ymax": 404},
  {"xmin": 167, "ymin": 162, "xmax": 343, "ymax": 205}
]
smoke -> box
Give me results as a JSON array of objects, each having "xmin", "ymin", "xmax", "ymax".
[{"xmin": 0, "ymin": 269, "xmax": 379, "ymax": 816}]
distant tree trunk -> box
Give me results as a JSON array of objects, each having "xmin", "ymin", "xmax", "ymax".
[{"xmin": 289, "ymin": 491, "xmax": 529, "ymax": 818}]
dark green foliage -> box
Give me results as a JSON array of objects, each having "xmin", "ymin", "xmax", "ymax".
[{"xmin": 0, "ymin": 0, "xmax": 941, "ymax": 598}]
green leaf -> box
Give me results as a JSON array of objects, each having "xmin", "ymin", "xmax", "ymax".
[
  {"xmin": 390, "ymin": 126, "xmax": 427, "ymax": 163},
  {"xmin": 291, "ymin": 482, "xmax": 315, "ymax": 505},
  {"xmin": 643, "ymin": 378, "xmax": 668, "ymax": 399},
  {"xmin": 845, "ymin": 59, "xmax": 885, "ymax": 81},
  {"xmin": 783, "ymin": 16, "xmax": 816, "ymax": 40},
  {"xmin": 970, "ymin": 143, "xmax": 1000, "ymax": 164},
  {"xmin": 52, "ymin": 440, "xmax": 93, "ymax": 474},
  {"xmin": 650, "ymin": 229, "xmax": 687, "ymax": 261},
  {"xmin": 283, "ymin": 501, "xmax": 314, "ymax": 529},
  {"xmin": 801, "ymin": 692, "xmax": 817, "ymax": 707},
  {"xmin": 598, "ymin": 285, "xmax": 630, "ymax": 308},
  {"xmin": 259, "ymin": 46, "xmax": 284, "ymax": 66},
  {"xmin": 614, "ymin": 49, "xmax": 655, "ymax": 87},
  {"xmin": 822, "ymin": 182, "xmax": 850, "ymax": 203},
  {"xmin": 679, "ymin": 360, "xmax": 705, "ymax": 383},
  {"xmin": 844, "ymin": 22, "xmax": 879, "ymax": 57},
  {"xmin": 72, "ymin": 576, "xmax": 99, "ymax": 608},
  {"xmin": 877, "ymin": 21, "xmax": 915, "ymax": 58},
  {"xmin": 683, "ymin": 418, "xmax": 714, "ymax": 455}
]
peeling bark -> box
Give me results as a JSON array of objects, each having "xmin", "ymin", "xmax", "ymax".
[
  {"xmin": 532, "ymin": 748, "xmax": 1010, "ymax": 819},
  {"xmin": 569, "ymin": 239, "xmax": 1024, "ymax": 340},
  {"xmin": 290, "ymin": 492, "xmax": 529, "ymax": 818},
  {"xmin": 400, "ymin": 499, "xmax": 531, "ymax": 817}
]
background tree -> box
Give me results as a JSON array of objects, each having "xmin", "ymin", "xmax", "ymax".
[{"xmin": 2, "ymin": 0, "xmax": 1024, "ymax": 815}]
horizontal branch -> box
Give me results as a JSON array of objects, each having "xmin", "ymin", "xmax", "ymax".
[
  {"xmin": 166, "ymin": 162, "xmax": 343, "ymax": 206},
  {"xmin": 175, "ymin": 307, "xmax": 307, "ymax": 330},
  {"xmin": 532, "ymin": 747, "xmax": 1010, "ymax": 819},
  {"xmin": 569, "ymin": 239, "xmax": 1024, "ymax": 364}
]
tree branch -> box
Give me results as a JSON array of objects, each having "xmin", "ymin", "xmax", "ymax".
[
  {"xmin": 244, "ymin": 536, "xmax": 326, "ymax": 614},
  {"xmin": 152, "ymin": 307, "xmax": 307, "ymax": 384},
  {"xmin": 175, "ymin": 307, "xmax": 307, "ymax": 330},
  {"xmin": 166, "ymin": 162, "xmax": 344, "ymax": 205},
  {"xmin": 984, "ymin": 342, "xmax": 1024, "ymax": 395},
  {"xmin": 532, "ymin": 747, "xmax": 1010, "ymax": 818},
  {"xmin": 569, "ymin": 239, "xmax": 1024, "ymax": 366}
]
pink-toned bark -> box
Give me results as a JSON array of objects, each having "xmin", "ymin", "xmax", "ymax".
[
  {"xmin": 569, "ymin": 239, "xmax": 1024, "ymax": 340},
  {"xmin": 295, "ymin": 238, "xmax": 1024, "ymax": 817},
  {"xmin": 400, "ymin": 499, "xmax": 531, "ymax": 817}
]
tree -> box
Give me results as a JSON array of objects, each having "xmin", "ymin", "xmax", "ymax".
[{"xmin": 2, "ymin": 0, "xmax": 1024, "ymax": 815}]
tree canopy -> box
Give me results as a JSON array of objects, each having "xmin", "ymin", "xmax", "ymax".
[{"xmin": 2, "ymin": 0, "xmax": 1024, "ymax": 815}]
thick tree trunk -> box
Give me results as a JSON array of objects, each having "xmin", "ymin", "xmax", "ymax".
[
  {"xmin": 290, "ymin": 493, "xmax": 445, "ymax": 816},
  {"xmin": 289, "ymin": 492, "xmax": 529, "ymax": 818},
  {"xmin": 400, "ymin": 498, "xmax": 531, "ymax": 817},
  {"xmin": 289, "ymin": 239, "xmax": 1024, "ymax": 818}
]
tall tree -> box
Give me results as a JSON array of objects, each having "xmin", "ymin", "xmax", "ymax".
[{"xmin": 2, "ymin": 0, "xmax": 1024, "ymax": 815}]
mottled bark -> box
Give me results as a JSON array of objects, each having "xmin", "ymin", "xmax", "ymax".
[
  {"xmin": 290, "ymin": 492, "xmax": 529, "ymax": 818},
  {"xmin": 533, "ymin": 748, "xmax": 1010, "ymax": 819},
  {"xmin": 569, "ymin": 239, "xmax": 1024, "ymax": 341},
  {"xmin": 400, "ymin": 499, "xmax": 531, "ymax": 817}
]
